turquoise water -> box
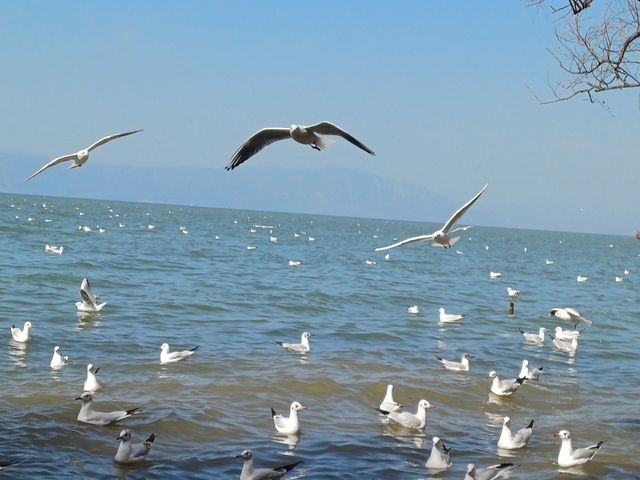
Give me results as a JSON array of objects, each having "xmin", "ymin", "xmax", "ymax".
[{"xmin": 1, "ymin": 192, "xmax": 638, "ymax": 479}]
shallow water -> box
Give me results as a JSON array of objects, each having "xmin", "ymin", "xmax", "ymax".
[{"xmin": 1, "ymin": 192, "xmax": 638, "ymax": 479}]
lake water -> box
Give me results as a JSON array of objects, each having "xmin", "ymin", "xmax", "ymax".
[{"xmin": 1, "ymin": 192, "xmax": 638, "ymax": 479}]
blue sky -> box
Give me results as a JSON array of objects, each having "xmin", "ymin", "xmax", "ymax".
[{"xmin": 1, "ymin": 1, "xmax": 638, "ymax": 234}]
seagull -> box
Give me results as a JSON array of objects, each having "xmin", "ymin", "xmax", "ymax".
[
  {"xmin": 275, "ymin": 332, "xmax": 312, "ymax": 353},
  {"xmin": 83, "ymin": 363, "xmax": 102, "ymax": 393},
  {"xmin": 26, "ymin": 130, "xmax": 142, "ymax": 181},
  {"xmin": 497, "ymin": 416, "xmax": 534, "ymax": 449},
  {"xmin": 487, "ymin": 371, "xmax": 525, "ymax": 396},
  {"xmin": 435, "ymin": 352, "xmax": 472, "ymax": 371},
  {"xmin": 236, "ymin": 449, "xmax": 302, "ymax": 480},
  {"xmin": 376, "ymin": 399, "xmax": 433, "ymax": 430},
  {"xmin": 271, "ymin": 401, "xmax": 306, "ymax": 435},
  {"xmin": 379, "ymin": 384, "xmax": 403, "ymax": 413},
  {"xmin": 555, "ymin": 430, "xmax": 604, "ymax": 467},
  {"xmin": 438, "ymin": 307, "xmax": 463, "ymax": 323},
  {"xmin": 159, "ymin": 343, "xmax": 200, "ymax": 364},
  {"xmin": 76, "ymin": 392, "xmax": 141, "ymax": 426},
  {"xmin": 506, "ymin": 287, "xmax": 520, "ymax": 301},
  {"xmin": 114, "ymin": 429, "xmax": 155, "ymax": 464},
  {"xmin": 576, "ymin": 275, "xmax": 589, "ymax": 283},
  {"xmin": 225, "ymin": 122, "xmax": 374, "ymax": 170},
  {"xmin": 489, "ymin": 271, "xmax": 502, "ymax": 279},
  {"xmin": 407, "ymin": 305, "xmax": 420, "ymax": 315},
  {"xmin": 549, "ymin": 307, "xmax": 592, "ymax": 326},
  {"xmin": 552, "ymin": 336, "xmax": 579, "ymax": 355},
  {"xmin": 464, "ymin": 462, "xmax": 519, "ymax": 480},
  {"xmin": 11, "ymin": 321, "xmax": 32, "ymax": 343},
  {"xmin": 425, "ymin": 436, "xmax": 452, "ymax": 469},
  {"xmin": 50, "ymin": 345, "xmax": 68, "ymax": 369},
  {"xmin": 374, "ymin": 184, "xmax": 487, "ymax": 251},
  {"xmin": 615, "ymin": 276, "xmax": 623, "ymax": 283},
  {"xmin": 554, "ymin": 326, "xmax": 581, "ymax": 341},
  {"xmin": 518, "ymin": 359, "xmax": 543, "ymax": 380},
  {"xmin": 44, "ymin": 244, "xmax": 64, "ymax": 255},
  {"xmin": 546, "ymin": 259, "xmax": 555, "ymax": 265},
  {"xmin": 76, "ymin": 278, "xmax": 107, "ymax": 313},
  {"xmin": 519, "ymin": 327, "xmax": 548, "ymax": 345}
]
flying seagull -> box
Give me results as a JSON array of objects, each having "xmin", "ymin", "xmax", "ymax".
[
  {"xmin": 374, "ymin": 184, "xmax": 488, "ymax": 251},
  {"xmin": 225, "ymin": 122, "xmax": 374, "ymax": 170},
  {"xmin": 26, "ymin": 130, "xmax": 142, "ymax": 181}
]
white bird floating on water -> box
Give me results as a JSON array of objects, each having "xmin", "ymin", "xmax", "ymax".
[
  {"xmin": 269, "ymin": 236, "xmax": 278, "ymax": 243},
  {"xmin": 44, "ymin": 244, "xmax": 63, "ymax": 255},
  {"xmin": 76, "ymin": 392, "xmax": 141, "ymax": 426},
  {"xmin": 552, "ymin": 336, "xmax": 579, "ymax": 355},
  {"xmin": 11, "ymin": 321, "xmax": 32, "ymax": 343},
  {"xmin": 576, "ymin": 275, "xmax": 589, "ymax": 283},
  {"xmin": 435, "ymin": 352, "xmax": 472, "ymax": 371},
  {"xmin": 489, "ymin": 271, "xmax": 502, "ymax": 279},
  {"xmin": 288, "ymin": 260, "xmax": 301, "ymax": 266},
  {"xmin": 374, "ymin": 184, "xmax": 487, "ymax": 251},
  {"xmin": 379, "ymin": 384, "xmax": 403, "ymax": 413},
  {"xmin": 76, "ymin": 278, "xmax": 107, "ymax": 313},
  {"xmin": 83, "ymin": 363, "xmax": 102, "ymax": 393},
  {"xmin": 519, "ymin": 327, "xmax": 548, "ymax": 345},
  {"xmin": 114, "ymin": 429, "xmax": 155, "ymax": 464},
  {"xmin": 426, "ymin": 436, "xmax": 452, "ymax": 469},
  {"xmin": 272, "ymin": 401, "xmax": 306, "ymax": 435},
  {"xmin": 549, "ymin": 307, "xmax": 592, "ymax": 326},
  {"xmin": 624, "ymin": 268, "xmax": 630, "ymax": 275},
  {"xmin": 407, "ymin": 305, "xmax": 420, "ymax": 315},
  {"xmin": 487, "ymin": 371, "xmax": 525, "ymax": 396},
  {"xmin": 160, "ymin": 343, "xmax": 199, "ymax": 364},
  {"xmin": 464, "ymin": 462, "xmax": 519, "ymax": 480},
  {"xmin": 50, "ymin": 345, "xmax": 68, "ymax": 369},
  {"xmin": 615, "ymin": 276, "xmax": 623, "ymax": 283},
  {"xmin": 546, "ymin": 259, "xmax": 555, "ymax": 265},
  {"xmin": 246, "ymin": 245, "xmax": 257, "ymax": 250},
  {"xmin": 384, "ymin": 253, "xmax": 390, "ymax": 261},
  {"xmin": 365, "ymin": 259, "xmax": 376, "ymax": 265},
  {"xmin": 518, "ymin": 359, "xmax": 543, "ymax": 380},
  {"xmin": 236, "ymin": 449, "xmax": 302, "ymax": 480},
  {"xmin": 376, "ymin": 399, "xmax": 433, "ymax": 430},
  {"xmin": 225, "ymin": 122, "xmax": 375, "ymax": 170},
  {"xmin": 438, "ymin": 307, "xmax": 463, "ymax": 323},
  {"xmin": 554, "ymin": 326, "xmax": 581, "ymax": 341},
  {"xmin": 497, "ymin": 416, "xmax": 534, "ymax": 450},
  {"xmin": 555, "ymin": 429, "xmax": 604, "ymax": 467},
  {"xmin": 275, "ymin": 332, "xmax": 312, "ymax": 353},
  {"xmin": 26, "ymin": 130, "xmax": 142, "ymax": 181}
]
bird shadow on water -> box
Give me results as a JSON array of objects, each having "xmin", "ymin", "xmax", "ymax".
[
  {"xmin": 271, "ymin": 433, "xmax": 300, "ymax": 454},
  {"xmin": 8, "ymin": 340, "xmax": 28, "ymax": 368}
]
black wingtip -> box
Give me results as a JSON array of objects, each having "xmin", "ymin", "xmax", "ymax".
[
  {"xmin": 516, "ymin": 376, "xmax": 526, "ymax": 384},
  {"xmin": 127, "ymin": 407, "xmax": 141, "ymax": 416},
  {"xmin": 282, "ymin": 460, "xmax": 303, "ymax": 472},
  {"xmin": 496, "ymin": 463, "xmax": 516, "ymax": 470},
  {"xmin": 144, "ymin": 433, "xmax": 156, "ymax": 445},
  {"xmin": 271, "ymin": 407, "xmax": 277, "ymax": 417},
  {"xmin": 435, "ymin": 355, "xmax": 443, "ymax": 361},
  {"xmin": 519, "ymin": 329, "xmax": 525, "ymax": 334},
  {"xmin": 190, "ymin": 346, "xmax": 200, "ymax": 352},
  {"xmin": 596, "ymin": 440, "xmax": 605, "ymax": 448},
  {"xmin": 375, "ymin": 407, "xmax": 390, "ymax": 415},
  {"xmin": 275, "ymin": 341, "xmax": 283, "ymax": 347},
  {"xmin": 526, "ymin": 419, "xmax": 534, "ymax": 429},
  {"xmin": 538, "ymin": 366, "xmax": 544, "ymax": 371}
]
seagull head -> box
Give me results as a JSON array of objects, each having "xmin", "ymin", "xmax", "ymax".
[
  {"xmin": 289, "ymin": 125, "xmax": 301, "ymax": 133},
  {"xmin": 522, "ymin": 360, "xmax": 529, "ymax": 367},
  {"xmin": 53, "ymin": 345, "xmax": 60, "ymax": 353},
  {"xmin": 24, "ymin": 321, "xmax": 32, "ymax": 329},
  {"xmin": 291, "ymin": 401, "xmax": 306, "ymax": 412},
  {"xmin": 466, "ymin": 464, "xmax": 476, "ymax": 475},
  {"xmin": 236, "ymin": 449, "xmax": 253, "ymax": 460},
  {"xmin": 463, "ymin": 353, "xmax": 473, "ymax": 359},
  {"xmin": 418, "ymin": 399, "xmax": 433, "ymax": 410},
  {"xmin": 503, "ymin": 416, "xmax": 511, "ymax": 426},
  {"xmin": 487, "ymin": 370, "xmax": 497, "ymax": 379},
  {"xmin": 555, "ymin": 430, "xmax": 571, "ymax": 440},
  {"xmin": 160, "ymin": 343, "xmax": 170, "ymax": 352},
  {"xmin": 116, "ymin": 429, "xmax": 131, "ymax": 442},
  {"xmin": 75, "ymin": 392, "xmax": 93, "ymax": 402},
  {"xmin": 302, "ymin": 332, "xmax": 313, "ymax": 339},
  {"xmin": 432, "ymin": 436, "xmax": 441, "ymax": 446}
]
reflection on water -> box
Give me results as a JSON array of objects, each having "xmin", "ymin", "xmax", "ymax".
[{"xmin": 272, "ymin": 433, "xmax": 299, "ymax": 453}]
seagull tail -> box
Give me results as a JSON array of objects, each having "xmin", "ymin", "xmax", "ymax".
[
  {"xmin": 375, "ymin": 407, "xmax": 390, "ymax": 415},
  {"xmin": 126, "ymin": 407, "xmax": 142, "ymax": 416},
  {"xmin": 275, "ymin": 341, "xmax": 284, "ymax": 347},
  {"xmin": 314, "ymin": 136, "xmax": 333, "ymax": 151},
  {"xmin": 281, "ymin": 460, "xmax": 303, "ymax": 473},
  {"xmin": 271, "ymin": 408, "xmax": 277, "ymax": 418},
  {"xmin": 143, "ymin": 433, "xmax": 156, "ymax": 447},
  {"xmin": 526, "ymin": 419, "xmax": 534, "ymax": 429},
  {"xmin": 190, "ymin": 346, "xmax": 200, "ymax": 352}
]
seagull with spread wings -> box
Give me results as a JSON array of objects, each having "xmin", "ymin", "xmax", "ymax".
[
  {"xmin": 26, "ymin": 130, "xmax": 142, "ymax": 181},
  {"xmin": 375, "ymin": 184, "xmax": 487, "ymax": 251},
  {"xmin": 225, "ymin": 122, "xmax": 374, "ymax": 170}
]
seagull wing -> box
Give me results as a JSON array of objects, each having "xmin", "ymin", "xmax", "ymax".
[
  {"xmin": 441, "ymin": 184, "xmax": 488, "ymax": 233},
  {"xmin": 87, "ymin": 130, "xmax": 143, "ymax": 152},
  {"xmin": 374, "ymin": 233, "xmax": 435, "ymax": 252},
  {"xmin": 388, "ymin": 411, "xmax": 421, "ymax": 428},
  {"xmin": 225, "ymin": 128, "xmax": 291, "ymax": 170},
  {"xmin": 25, "ymin": 153, "xmax": 77, "ymax": 182},
  {"xmin": 305, "ymin": 121, "xmax": 375, "ymax": 155},
  {"xmin": 573, "ymin": 441, "xmax": 604, "ymax": 461},
  {"xmin": 80, "ymin": 278, "xmax": 97, "ymax": 307}
]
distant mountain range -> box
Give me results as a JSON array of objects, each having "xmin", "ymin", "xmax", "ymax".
[{"xmin": 1, "ymin": 153, "xmax": 471, "ymax": 224}]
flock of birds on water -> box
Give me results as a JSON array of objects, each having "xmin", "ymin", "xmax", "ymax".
[{"xmin": 8, "ymin": 123, "xmax": 618, "ymax": 479}]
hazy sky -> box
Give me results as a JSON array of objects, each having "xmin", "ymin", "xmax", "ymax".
[{"xmin": 1, "ymin": 1, "xmax": 638, "ymax": 234}]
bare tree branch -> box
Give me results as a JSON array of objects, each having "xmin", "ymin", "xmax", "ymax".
[{"xmin": 527, "ymin": 0, "xmax": 640, "ymax": 103}]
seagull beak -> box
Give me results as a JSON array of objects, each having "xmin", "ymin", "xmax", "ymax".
[
  {"xmin": 116, "ymin": 434, "xmax": 125, "ymax": 441},
  {"xmin": 300, "ymin": 405, "xmax": 307, "ymax": 410},
  {"xmin": 234, "ymin": 454, "xmax": 243, "ymax": 459},
  {"xmin": 554, "ymin": 432, "xmax": 560, "ymax": 437},
  {"xmin": 74, "ymin": 396, "xmax": 82, "ymax": 401}
]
